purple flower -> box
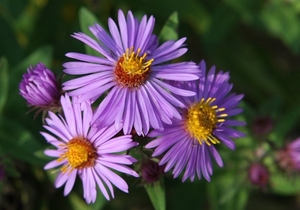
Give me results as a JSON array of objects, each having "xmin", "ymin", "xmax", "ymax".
[
  {"xmin": 19, "ymin": 63, "xmax": 60, "ymax": 107},
  {"xmin": 41, "ymin": 94, "xmax": 138, "ymax": 203},
  {"xmin": 146, "ymin": 60, "xmax": 245, "ymax": 182},
  {"xmin": 62, "ymin": 10, "xmax": 199, "ymax": 135},
  {"xmin": 277, "ymin": 137, "xmax": 300, "ymax": 172},
  {"xmin": 248, "ymin": 163, "xmax": 269, "ymax": 188}
]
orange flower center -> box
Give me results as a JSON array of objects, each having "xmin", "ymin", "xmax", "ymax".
[
  {"xmin": 114, "ymin": 47, "xmax": 153, "ymax": 88},
  {"xmin": 57, "ymin": 136, "xmax": 97, "ymax": 173}
]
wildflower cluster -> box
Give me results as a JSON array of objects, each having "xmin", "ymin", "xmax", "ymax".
[
  {"xmin": 19, "ymin": 10, "xmax": 245, "ymax": 203},
  {"xmin": 245, "ymin": 116, "xmax": 300, "ymax": 190}
]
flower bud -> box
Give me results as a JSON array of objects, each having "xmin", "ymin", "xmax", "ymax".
[
  {"xmin": 248, "ymin": 163, "xmax": 269, "ymax": 188},
  {"xmin": 141, "ymin": 159, "xmax": 164, "ymax": 184},
  {"xmin": 19, "ymin": 63, "xmax": 60, "ymax": 107}
]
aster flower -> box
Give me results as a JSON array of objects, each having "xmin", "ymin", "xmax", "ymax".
[
  {"xmin": 146, "ymin": 60, "xmax": 245, "ymax": 182},
  {"xmin": 277, "ymin": 137, "xmax": 300, "ymax": 173},
  {"xmin": 41, "ymin": 94, "xmax": 138, "ymax": 203},
  {"xmin": 248, "ymin": 163, "xmax": 269, "ymax": 188},
  {"xmin": 62, "ymin": 10, "xmax": 199, "ymax": 135},
  {"xmin": 19, "ymin": 63, "xmax": 60, "ymax": 108}
]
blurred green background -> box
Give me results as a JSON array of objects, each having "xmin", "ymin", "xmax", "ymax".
[{"xmin": 1, "ymin": 0, "xmax": 300, "ymax": 209}]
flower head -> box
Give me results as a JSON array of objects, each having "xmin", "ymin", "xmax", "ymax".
[
  {"xmin": 19, "ymin": 63, "xmax": 60, "ymax": 108},
  {"xmin": 63, "ymin": 10, "xmax": 199, "ymax": 135},
  {"xmin": 277, "ymin": 137, "xmax": 300, "ymax": 173},
  {"xmin": 248, "ymin": 163, "xmax": 269, "ymax": 188},
  {"xmin": 146, "ymin": 60, "xmax": 245, "ymax": 182},
  {"xmin": 41, "ymin": 94, "xmax": 138, "ymax": 203}
]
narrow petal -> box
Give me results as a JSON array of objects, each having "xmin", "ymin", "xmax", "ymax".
[
  {"xmin": 64, "ymin": 170, "xmax": 77, "ymax": 196},
  {"xmin": 55, "ymin": 172, "xmax": 69, "ymax": 188}
]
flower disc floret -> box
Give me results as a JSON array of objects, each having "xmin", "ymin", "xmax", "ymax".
[
  {"xmin": 115, "ymin": 47, "xmax": 153, "ymax": 88},
  {"xmin": 186, "ymin": 98, "xmax": 227, "ymax": 146},
  {"xmin": 58, "ymin": 136, "xmax": 97, "ymax": 173}
]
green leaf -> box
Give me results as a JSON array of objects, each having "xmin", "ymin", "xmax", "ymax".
[
  {"xmin": 207, "ymin": 178, "xmax": 220, "ymax": 210},
  {"xmin": 145, "ymin": 180, "xmax": 166, "ymax": 210},
  {"xmin": 235, "ymin": 187, "xmax": 249, "ymax": 210},
  {"xmin": 69, "ymin": 192, "xmax": 90, "ymax": 210},
  {"xmin": 271, "ymin": 173, "xmax": 300, "ymax": 195},
  {"xmin": 0, "ymin": 57, "xmax": 9, "ymax": 116},
  {"xmin": 79, "ymin": 7, "xmax": 104, "ymax": 57},
  {"xmin": 219, "ymin": 181, "xmax": 239, "ymax": 204},
  {"xmin": 269, "ymin": 104, "xmax": 300, "ymax": 146},
  {"xmin": 259, "ymin": 1, "xmax": 300, "ymax": 53},
  {"xmin": 11, "ymin": 45, "xmax": 53, "ymax": 74},
  {"xmin": 159, "ymin": 11, "xmax": 179, "ymax": 42},
  {"xmin": 0, "ymin": 16, "xmax": 23, "ymax": 64},
  {"xmin": 0, "ymin": 117, "xmax": 45, "ymax": 166},
  {"xmin": 208, "ymin": 172, "xmax": 249, "ymax": 210},
  {"xmin": 1, "ymin": 157, "xmax": 20, "ymax": 178},
  {"xmin": 69, "ymin": 190, "xmax": 107, "ymax": 210}
]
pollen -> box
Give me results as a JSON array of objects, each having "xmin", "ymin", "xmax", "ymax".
[
  {"xmin": 185, "ymin": 98, "xmax": 227, "ymax": 146},
  {"xmin": 57, "ymin": 136, "xmax": 97, "ymax": 173},
  {"xmin": 114, "ymin": 47, "xmax": 154, "ymax": 88}
]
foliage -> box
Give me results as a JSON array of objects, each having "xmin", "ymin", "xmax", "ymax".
[{"xmin": 1, "ymin": 0, "xmax": 300, "ymax": 209}]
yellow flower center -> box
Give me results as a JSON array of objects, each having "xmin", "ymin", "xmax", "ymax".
[
  {"xmin": 57, "ymin": 136, "xmax": 97, "ymax": 173},
  {"xmin": 185, "ymin": 98, "xmax": 227, "ymax": 146},
  {"xmin": 114, "ymin": 47, "xmax": 154, "ymax": 88}
]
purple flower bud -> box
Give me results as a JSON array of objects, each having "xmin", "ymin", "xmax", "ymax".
[
  {"xmin": 19, "ymin": 63, "xmax": 60, "ymax": 107},
  {"xmin": 141, "ymin": 159, "xmax": 165, "ymax": 184},
  {"xmin": 248, "ymin": 163, "xmax": 269, "ymax": 188}
]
